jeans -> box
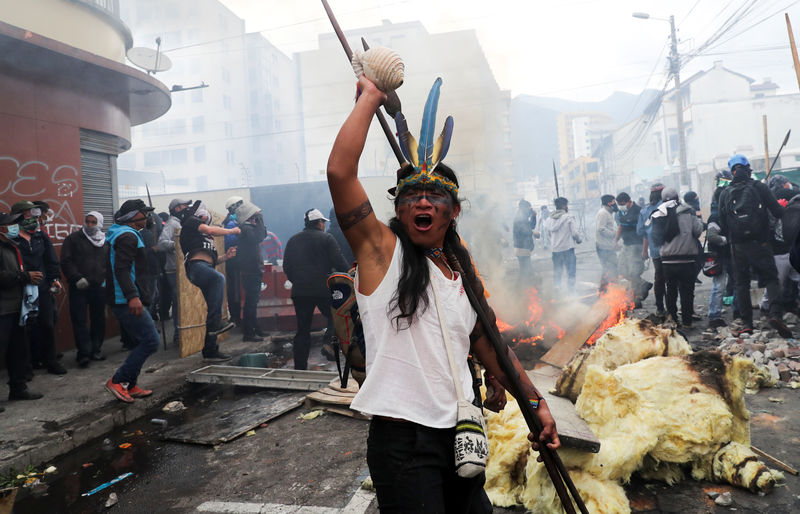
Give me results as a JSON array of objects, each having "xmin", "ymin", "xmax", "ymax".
[
  {"xmin": 186, "ymin": 260, "xmax": 225, "ymax": 356},
  {"xmin": 226, "ymin": 258, "xmax": 241, "ymax": 323},
  {"xmin": 663, "ymin": 262, "xmax": 696, "ymax": 325},
  {"xmin": 164, "ymin": 273, "xmax": 179, "ymax": 341},
  {"xmin": 291, "ymin": 295, "xmax": 333, "ymax": 370},
  {"xmin": 241, "ymin": 272, "xmax": 262, "ymax": 336},
  {"xmin": 652, "ymin": 257, "xmax": 665, "ymax": 311},
  {"xmin": 68, "ymin": 284, "xmax": 106, "ymax": 360},
  {"xmin": 552, "ymin": 248, "xmax": 576, "ymax": 293},
  {"xmin": 367, "ymin": 417, "xmax": 486, "ymax": 514},
  {"xmin": 732, "ymin": 241, "xmax": 781, "ymax": 328},
  {"xmin": 0, "ymin": 313, "xmax": 30, "ymax": 393},
  {"xmin": 709, "ymin": 272, "xmax": 727, "ymax": 320},
  {"xmin": 597, "ymin": 247, "xmax": 617, "ymax": 291},
  {"xmin": 111, "ymin": 305, "xmax": 159, "ymax": 387}
]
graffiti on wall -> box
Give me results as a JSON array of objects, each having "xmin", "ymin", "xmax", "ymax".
[{"xmin": 0, "ymin": 156, "xmax": 83, "ymax": 246}]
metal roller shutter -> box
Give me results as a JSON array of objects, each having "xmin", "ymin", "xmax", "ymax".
[{"xmin": 80, "ymin": 129, "xmax": 122, "ymax": 223}]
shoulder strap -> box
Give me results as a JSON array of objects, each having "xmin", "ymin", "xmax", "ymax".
[{"xmin": 430, "ymin": 272, "xmax": 466, "ymax": 402}]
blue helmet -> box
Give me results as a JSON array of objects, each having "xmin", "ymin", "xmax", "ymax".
[{"xmin": 728, "ymin": 154, "xmax": 750, "ymax": 170}]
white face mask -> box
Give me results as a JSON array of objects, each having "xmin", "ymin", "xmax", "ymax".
[
  {"xmin": 618, "ymin": 205, "xmax": 628, "ymax": 213},
  {"xmin": 6, "ymin": 224, "xmax": 19, "ymax": 238}
]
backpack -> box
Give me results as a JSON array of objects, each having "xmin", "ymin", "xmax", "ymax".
[
  {"xmin": 327, "ymin": 271, "xmax": 366, "ymax": 388},
  {"xmin": 726, "ymin": 181, "xmax": 764, "ymax": 240},
  {"xmin": 663, "ymin": 206, "xmax": 680, "ymax": 243}
]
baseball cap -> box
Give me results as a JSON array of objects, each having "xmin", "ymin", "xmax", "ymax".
[
  {"xmin": 168, "ymin": 198, "xmax": 192, "ymax": 212},
  {"xmin": 305, "ymin": 208, "xmax": 329, "ymax": 223}
]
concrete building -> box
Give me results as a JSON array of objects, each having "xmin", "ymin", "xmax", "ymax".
[
  {"xmin": 610, "ymin": 60, "xmax": 800, "ymax": 195},
  {"xmin": 117, "ymin": 0, "xmax": 304, "ymax": 194},
  {"xmin": 0, "ymin": 0, "xmax": 169, "ymax": 243},
  {"xmin": 296, "ymin": 20, "xmax": 512, "ymax": 196}
]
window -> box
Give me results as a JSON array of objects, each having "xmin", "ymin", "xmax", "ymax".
[
  {"xmin": 169, "ymin": 119, "xmax": 186, "ymax": 135},
  {"xmin": 192, "ymin": 116, "xmax": 205, "ymax": 134},
  {"xmin": 251, "ymin": 114, "xmax": 260, "ymax": 130},
  {"xmin": 191, "ymin": 89, "xmax": 204, "ymax": 103},
  {"xmin": 144, "ymin": 151, "xmax": 161, "ymax": 166},
  {"xmin": 170, "ymin": 149, "xmax": 187, "ymax": 164},
  {"xmin": 222, "ymin": 68, "xmax": 230, "ymax": 83},
  {"xmin": 223, "ymin": 95, "xmax": 232, "ymax": 110},
  {"xmin": 226, "ymin": 150, "xmax": 235, "ymax": 164},
  {"xmin": 194, "ymin": 146, "xmax": 206, "ymax": 162},
  {"xmin": 224, "ymin": 123, "xmax": 233, "ymax": 137},
  {"xmin": 196, "ymin": 175, "xmax": 208, "ymax": 189}
]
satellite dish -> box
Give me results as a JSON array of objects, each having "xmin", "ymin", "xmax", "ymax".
[{"xmin": 127, "ymin": 47, "xmax": 172, "ymax": 73}]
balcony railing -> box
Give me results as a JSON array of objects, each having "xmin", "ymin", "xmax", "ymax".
[{"xmin": 70, "ymin": 0, "xmax": 120, "ymax": 20}]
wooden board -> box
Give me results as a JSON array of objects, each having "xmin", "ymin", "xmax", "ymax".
[
  {"xmin": 162, "ymin": 390, "xmax": 306, "ymax": 445},
  {"xmin": 187, "ymin": 365, "xmax": 339, "ymax": 391},
  {"xmin": 304, "ymin": 378, "xmax": 369, "ymax": 419},
  {"xmin": 176, "ymin": 232, "xmax": 229, "ymax": 358},
  {"xmin": 536, "ymin": 299, "xmax": 610, "ymax": 370},
  {"xmin": 527, "ymin": 367, "xmax": 600, "ymax": 453}
]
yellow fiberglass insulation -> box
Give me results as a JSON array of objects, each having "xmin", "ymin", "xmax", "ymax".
[
  {"xmin": 555, "ymin": 318, "xmax": 692, "ymax": 402},
  {"xmin": 484, "ymin": 324, "xmax": 780, "ymax": 513}
]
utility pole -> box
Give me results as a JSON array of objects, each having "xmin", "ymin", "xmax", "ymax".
[{"xmin": 668, "ymin": 15, "xmax": 689, "ymax": 187}]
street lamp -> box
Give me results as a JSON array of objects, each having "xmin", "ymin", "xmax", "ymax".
[{"xmin": 633, "ymin": 12, "xmax": 689, "ymax": 187}]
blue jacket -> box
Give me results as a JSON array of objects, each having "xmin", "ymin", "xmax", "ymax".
[
  {"xmin": 105, "ymin": 224, "xmax": 148, "ymax": 306},
  {"xmin": 637, "ymin": 203, "xmax": 661, "ymax": 259}
]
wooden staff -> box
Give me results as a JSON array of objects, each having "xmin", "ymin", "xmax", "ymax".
[
  {"xmin": 320, "ymin": 0, "xmax": 407, "ymax": 168},
  {"xmin": 786, "ymin": 14, "xmax": 800, "ymax": 93},
  {"xmin": 447, "ymin": 251, "xmax": 589, "ymax": 514},
  {"xmin": 763, "ymin": 115, "xmax": 770, "ymax": 175}
]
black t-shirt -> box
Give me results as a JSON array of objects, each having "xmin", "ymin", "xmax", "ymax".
[
  {"xmin": 617, "ymin": 203, "xmax": 642, "ymax": 246},
  {"xmin": 180, "ymin": 216, "xmax": 217, "ymax": 263}
]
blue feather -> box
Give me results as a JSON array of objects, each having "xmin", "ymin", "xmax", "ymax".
[
  {"xmin": 431, "ymin": 115, "xmax": 454, "ymax": 168},
  {"xmin": 418, "ymin": 78, "xmax": 442, "ymax": 169}
]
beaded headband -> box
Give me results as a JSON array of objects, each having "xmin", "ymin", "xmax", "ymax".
[{"xmin": 393, "ymin": 78, "xmax": 457, "ymax": 197}]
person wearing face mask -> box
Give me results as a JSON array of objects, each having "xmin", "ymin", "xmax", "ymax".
[
  {"xmin": 10, "ymin": 201, "xmax": 66, "ymax": 376},
  {"xmin": 105, "ymin": 199, "xmax": 159, "ymax": 402},
  {"xmin": 542, "ymin": 197, "xmax": 582, "ymax": 294},
  {"xmin": 60, "ymin": 211, "xmax": 107, "ymax": 368},
  {"xmin": 638, "ymin": 184, "xmax": 666, "ymax": 315},
  {"xmin": 615, "ymin": 192, "xmax": 651, "ymax": 307},
  {"xmin": 0, "ymin": 210, "xmax": 44, "ymax": 403},
  {"xmin": 157, "ymin": 198, "xmax": 192, "ymax": 345},
  {"xmin": 178, "ymin": 201, "xmax": 240, "ymax": 361},
  {"xmin": 233, "ymin": 201, "xmax": 267, "ymax": 342},
  {"xmin": 596, "ymin": 194, "xmax": 618, "ymax": 292}
]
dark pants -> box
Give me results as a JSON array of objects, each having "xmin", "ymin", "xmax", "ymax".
[
  {"xmin": 164, "ymin": 272, "xmax": 179, "ymax": 342},
  {"xmin": 663, "ymin": 262, "xmax": 696, "ymax": 325},
  {"xmin": 291, "ymin": 295, "xmax": 333, "ymax": 370},
  {"xmin": 0, "ymin": 313, "xmax": 32, "ymax": 394},
  {"xmin": 597, "ymin": 247, "xmax": 617, "ymax": 291},
  {"xmin": 653, "ymin": 257, "xmax": 665, "ymax": 311},
  {"xmin": 186, "ymin": 260, "xmax": 225, "ymax": 356},
  {"xmin": 30, "ymin": 284, "xmax": 57, "ymax": 367},
  {"xmin": 732, "ymin": 241, "xmax": 781, "ymax": 328},
  {"xmin": 367, "ymin": 417, "xmax": 486, "ymax": 514},
  {"xmin": 226, "ymin": 258, "xmax": 241, "ymax": 323},
  {"xmin": 110, "ymin": 305, "xmax": 159, "ymax": 387},
  {"xmin": 68, "ymin": 284, "xmax": 106, "ymax": 361},
  {"xmin": 146, "ymin": 276, "xmax": 159, "ymax": 319},
  {"xmin": 158, "ymin": 273, "xmax": 172, "ymax": 320},
  {"xmin": 241, "ymin": 272, "xmax": 261, "ymax": 336},
  {"xmin": 552, "ymin": 248, "xmax": 576, "ymax": 293},
  {"xmin": 516, "ymin": 255, "xmax": 531, "ymax": 280}
]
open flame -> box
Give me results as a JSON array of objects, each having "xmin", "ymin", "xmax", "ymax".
[
  {"xmin": 585, "ymin": 284, "xmax": 635, "ymax": 345},
  {"xmin": 496, "ymin": 287, "xmax": 565, "ymax": 347}
]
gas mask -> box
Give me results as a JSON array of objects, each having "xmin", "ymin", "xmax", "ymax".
[{"xmin": 19, "ymin": 217, "xmax": 39, "ymax": 233}]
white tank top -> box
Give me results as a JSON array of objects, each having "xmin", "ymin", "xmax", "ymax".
[{"xmin": 350, "ymin": 238, "xmax": 477, "ymax": 428}]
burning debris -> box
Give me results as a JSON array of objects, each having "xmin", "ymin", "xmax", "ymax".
[{"xmin": 484, "ymin": 316, "xmax": 785, "ymax": 513}]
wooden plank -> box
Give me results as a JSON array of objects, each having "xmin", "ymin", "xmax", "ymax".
[
  {"xmin": 527, "ymin": 369, "xmax": 600, "ymax": 453},
  {"xmin": 162, "ymin": 390, "xmax": 306, "ymax": 445},
  {"xmin": 186, "ymin": 366, "xmax": 338, "ymax": 391},
  {"xmin": 536, "ymin": 300, "xmax": 609, "ymax": 370},
  {"xmin": 176, "ymin": 232, "xmax": 229, "ymax": 358}
]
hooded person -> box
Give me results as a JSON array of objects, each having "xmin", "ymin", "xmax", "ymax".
[
  {"xmin": 512, "ymin": 199, "xmax": 537, "ymax": 281},
  {"xmin": 542, "ymin": 197, "xmax": 582, "ymax": 293},
  {"xmin": 10, "ymin": 201, "xmax": 65, "ymax": 376},
  {"xmin": 0, "ymin": 210, "xmax": 44, "ymax": 403},
  {"xmin": 60, "ymin": 211, "xmax": 108, "ymax": 367},
  {"xmin": 104, "ymin": 199, "xmax": 159, "ymax": 402},
  {"xmin": 233, "ymin": 201, "xmax": 267, "ymax": 341},
  {"xmin": 156, "ymin": 198, "xmax": 191, "ymax": 344},
  {"xmin": 651, "ymin": 188, "xmax": 704, "ymax": 327},
  {"xmin": 719, "ymin": 154, "xmax": 791, "ymax": 337},
  {"xmin": 179, "ymin": 201, "xmax": 240, "ymax": 360},
  {"xmin": 325, "ymin": 74, "xmax": 559, "ymax": 511},
  {"xmin": 596, "ymin": 194, "xmax": 619, "ymax": 291}
]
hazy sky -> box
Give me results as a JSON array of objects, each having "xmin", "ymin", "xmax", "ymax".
[{"xmin": 219, "ymin": 0, "xmax": 800, "ymax": 101}]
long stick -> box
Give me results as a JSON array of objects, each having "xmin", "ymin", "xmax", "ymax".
[
  {"xmin": 447, "ymin": 253, "xmax": 588, "ymax": 514},
  {"xmin": 320, "ymin": 0, "xmax": 407, "ymax": 167},
  {"xmin": 787, "ymin": 14, "xmax": 800, "ymax": 93},
  {"xmin": 763, "ymin": 115, "xmax": 770, "ymax": 176},
  {"xmin": 552, "ymin": 160, "xmax": 560, "ymax": 198},
  {"xmin": 767, "ymin": 129, "xmax": 791, "ymax": 179},
  {"xmin": 146, "ymin": 184, "xmax": 168, "ymax": 351}
]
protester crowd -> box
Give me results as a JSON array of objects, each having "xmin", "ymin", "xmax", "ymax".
[{"xmin": 0, "ymin": 195, "xmax": 353, "ymax": 405}]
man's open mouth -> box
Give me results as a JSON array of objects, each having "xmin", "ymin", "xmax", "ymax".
[{"xmin": 414, "ymin": 214, "xmax": 432, "ymax": 229}]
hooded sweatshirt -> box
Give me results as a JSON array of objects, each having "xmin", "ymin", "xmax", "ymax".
[
  {"xmin": 543, "ymin": 210, "xmax": 582, "ymax": 253},
  {"xmin": 650, "ymin": 200, "xmax": 703, "ymax": 263},
  {"xmin": 595, "ymin": 205, "xmax": 616, "ymax": 250}
]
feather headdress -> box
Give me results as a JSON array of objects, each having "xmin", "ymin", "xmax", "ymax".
[{"xmin": 393, "ymin": 78, "xmax": 456, "ymax": 196}]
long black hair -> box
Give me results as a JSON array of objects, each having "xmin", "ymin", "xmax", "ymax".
[{"xmin": 388, "ymin": 163, "xmax": 466, "ymax": 328}]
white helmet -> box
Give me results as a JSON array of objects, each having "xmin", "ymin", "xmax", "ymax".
[{"xmin": 225, "ymin": 195, "xmax": 244, "ymax": 212}]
